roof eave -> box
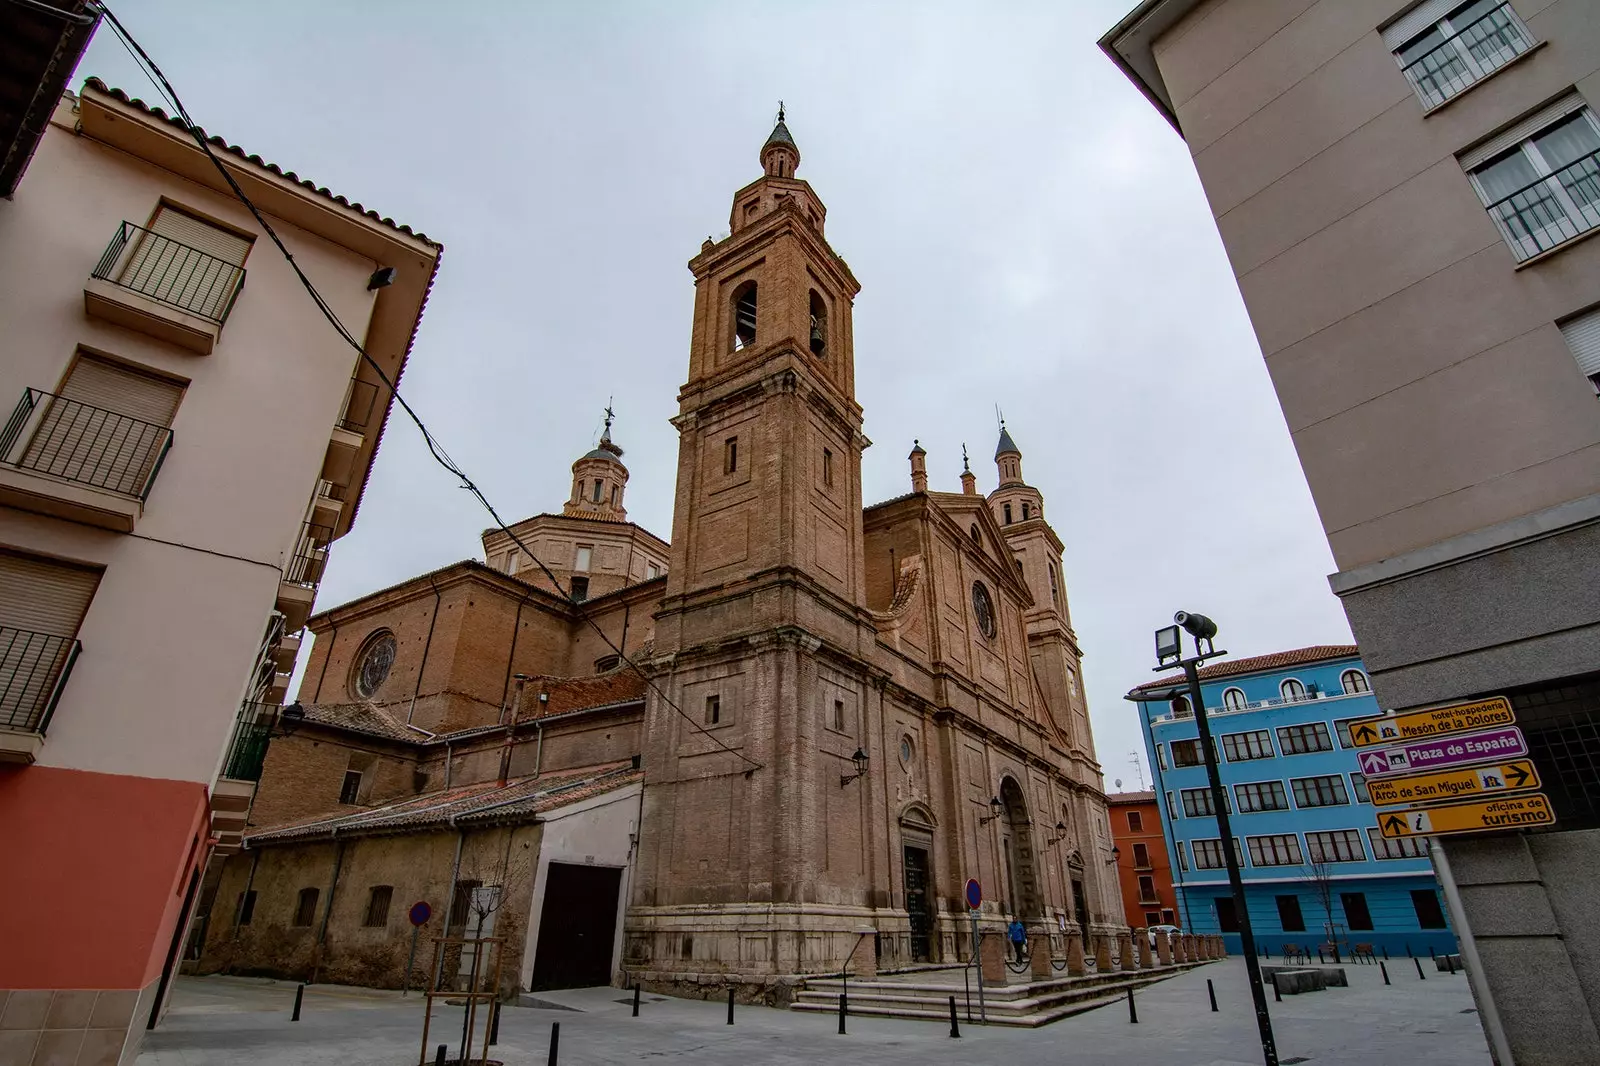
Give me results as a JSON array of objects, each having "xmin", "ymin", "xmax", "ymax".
[{"xmin": 1097, "ymin": 0, "xmax": 1209, "ymax": 136}]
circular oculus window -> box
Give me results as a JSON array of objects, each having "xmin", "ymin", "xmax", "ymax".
[
  {"xmin": 899, "ymin": 735, "xmax": 914, "ymax": 766},
  {"xmin": 352, "ymin": 631, "xmax": 397, "ymax": 699},
  {"xmin": 971, "ymin": 581, "xmax": 996, "ymax": 639}
]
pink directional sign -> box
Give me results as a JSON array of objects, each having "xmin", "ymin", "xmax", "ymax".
[{"xmin": 1358, "ymin": 726, "xmax": 1527, "ymax": 778}]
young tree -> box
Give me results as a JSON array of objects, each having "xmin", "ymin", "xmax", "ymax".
[{"xmin": 1303, "ymin": 859, "xmax": 1341, "ymax": 962}]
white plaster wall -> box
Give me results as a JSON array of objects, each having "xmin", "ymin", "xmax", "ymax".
[{"xmin": 518, "ymin": 782, "xmax": 643, "ymax": 991}]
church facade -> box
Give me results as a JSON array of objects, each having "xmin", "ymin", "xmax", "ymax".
[{"xmin": 193, "ymin": 117, "xmax": 1122, "ymax": 1000}]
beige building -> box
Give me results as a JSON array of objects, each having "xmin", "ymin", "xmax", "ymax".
[
  {"xmin": 0, "ymin": 73, "xmax": 438, "ymax": 1065},
  {"xmin": 1102, "ymin": 3, "xmax": 1600, "ymax": 1063},
  {"xmin": 196, "ymin": 116, "xmax": 1126, "ymax": 1006}
]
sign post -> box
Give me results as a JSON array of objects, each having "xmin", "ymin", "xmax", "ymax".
[
  {"xmin": 403, "ymin": 901, "xmax": 432, "ymax": 995},
  {"xmin": 964, "ymin": 878, "xmax": 986, "ymax": 1024}
]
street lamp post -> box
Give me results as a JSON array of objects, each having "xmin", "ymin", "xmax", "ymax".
[{"xmin": 1144, "ymin": 612, "xmax": 1279, "ymax": 1066}]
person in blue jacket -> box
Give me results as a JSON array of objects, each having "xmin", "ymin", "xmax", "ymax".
[{"xmin": 1007, "ymin": 916, "xmax": 1026, "ymax": 962}]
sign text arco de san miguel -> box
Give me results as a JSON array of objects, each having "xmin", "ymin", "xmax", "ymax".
[{"xmin": 1348, "ymin": 696, "xmax": 1558, "ymax": 840}]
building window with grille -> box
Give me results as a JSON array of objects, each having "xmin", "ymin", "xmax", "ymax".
[
  {"xmin": 591, "ymin": 479, "xmax": 603, "ymax": 503},
  {"xmin": 1003, "ymin": 502, "xmax": 1013, "ymax": 524},
  {"xmin": 1559, "ymin": 306, "xmax": 1600, "ymax": 394},
  {"xmin": 724, "ymin": 437, "xmax": 738, "ymax": 474},
  {"xmin": 1350, "ymin": 773, "xmax": 1372, "ymax": 803},
  {"xmin": 1387, "ymin": 1, "xmax": 1535, "ymax": 110},
  {"xmin": 1334, "ymin": 717, "xmax": 1368, "ymax": 749},
  {"xmin": 1174, "ymin": 841, "xmax": 1187, "ymax": 871},
  {"xmin": 1222, "ymin": 729, "xmax": 1274, "ymax": 762},
  {"xmin": 1137, "ymin": 875, "xmax": 1158, "ymax": 903},
  {"xmin": 831, "ymin": 699, "xmax": 844, "ymax": 731},
  {"xmin": 569, "ymin": 576, "xmax": 589, "ymax": 602},
  {"xmin": 1132, "ymin": 842, "xmax": 1151, "ymax": 868},
  {"xmin": 1306, "ymin": 829, "xmax": 1366, "ymax": 863},
  {"xmin": 1192, "ymin": 838, "xmax": 1243, "ymax": 869},
  {"xmin": 339, "ymin": 769, "xmax": 363, "ymax": 805},
  {"xmin": 809, "ymin": 289, "xmax": 827, "ymax": 357},
  {"xmin": 293, "ymin": 888, "xmax": 319, "ymax": 927},
  {"xmin": 1340, "ymin": 669, "xmax": 1370, "ymax": 695},
  {"xmin": 108, "ymin": 203, "xmax": 252, "ymax": 321},
  {"xmin": 1368, "ymin": 828, "xmax": 1429, "ymax": 859},
  {"xmin": 1222, "ymin": 687, "xmax": 1247, "ymax": 711},
  {"xmin": 1047, "ymin": 561, "xmax": 1060, "ymax": 606},
  {"xmin": 1164, "ymin": 790, "xmax": 1177, "ymax": 819},
  {"xmin": 1291, "ymin": 775, "xmax": 1350, "ymax": 808},
  {"xmin": 1234, "ymin": 780, "xmax": 1289, "ymax": 813},
  {"xmin": 364, "ymin": 886, "xmax": 393, "ymax": 928},
  {"xmin": 822, "ymin": 448, "xmax": 833, "ymax": 487},
  {"xmin": 1171, "ymin": 739, "xmax": 1203, "ymax": 767},
  {"xmin": 1465, "ymin": 99, "xmax": 1600, "ymax": 262},
  {"xmin": 705, "ymin": 694, "xmax": 721, "ymax": 725},
  {"xmin": 1247, "ymin": 834, "xmax": 1304, "ymax": 867},
  {"xmin": 1276, "ymin": 722, "xmax": 1333, "ymax": 755},
  {"xmin": 574, "ymin": 545, "xmax": 593, "ymax": 572}
]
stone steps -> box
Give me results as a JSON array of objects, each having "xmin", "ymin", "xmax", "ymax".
[{"xmin": 790, "ymin": 963, "xmax": 1206, "ymax": 1028}]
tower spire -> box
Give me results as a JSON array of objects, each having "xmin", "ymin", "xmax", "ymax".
[{"xmin": 761, "ymin": 105, "xmax": 800, "ymax": 178}]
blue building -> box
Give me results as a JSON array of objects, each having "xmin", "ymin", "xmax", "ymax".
[{"xmin": 1134, "ymin": 645, "xmax": 1458, "ymax": 957}]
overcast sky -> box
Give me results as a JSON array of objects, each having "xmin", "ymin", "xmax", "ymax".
[{"xmin": 84, "ymin": 0, "xmax": 1354, "ymax": 790}]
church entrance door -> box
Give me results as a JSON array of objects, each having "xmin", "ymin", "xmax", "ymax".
[
  {"xmin": 903, "ymin": 846, "xmax": 933, "ymax": 962},
  {"xmin": 999, "ymin": 777, "xmax": 1041, "ymax": 918}
]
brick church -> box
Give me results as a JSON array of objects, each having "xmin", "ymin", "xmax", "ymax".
[{"xmin": 193, "ymin": 116, "xmax": 1123, "ymax": 1001}]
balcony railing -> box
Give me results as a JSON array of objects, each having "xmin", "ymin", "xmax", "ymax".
[
  {"xmin": 285, "ymin": 519, "xmax": 333, "ymax": 588},
  {"xmin": 337, "ymin": 378, "xmax": 380, "ymax": 432},
  {"xmin": 0, "ymin": 389, "xmax": 173, "ymax": 500},
  {"xmin": 0, "ymin": 627, "xmax": 81, "ymax": 734},
  {"xmin": 92, "ymin": 222, "xmax": 245, "ymax": 323},
  {"xmin": 1488, "ymin": 148, "xmax": 1600, "ymax": 261},
  {"xmin": 1401, "ymin": 3, "xmax": 1532, "ymax": 109},
  {"xmin": 1150, "ymin": 687, "xmax": 1369, "ymax": 724},
  {"xmin": 220, "ymin": 703, "xmax": 276, "ymax": 782},
  {"xmin": 316, "ymin": 478, "xmax": 349, "ymax": 503}
]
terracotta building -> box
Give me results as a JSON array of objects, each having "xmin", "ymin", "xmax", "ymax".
[
  {"xmin": 0, "ymin": 67, "xmax": 438, "ymax": 1066},
  {"xmin": 1106, "ymin": 792, "xmax": 1179, "ymax": 930},
  {"xmin": 199, "ymin": 116, "xmax": 1122, "ymax": 1003}
]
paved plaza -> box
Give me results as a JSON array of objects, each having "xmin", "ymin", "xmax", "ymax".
[{"xmin": 136, "ymin": 960, "xmax": 1490, "ymax": 1065}]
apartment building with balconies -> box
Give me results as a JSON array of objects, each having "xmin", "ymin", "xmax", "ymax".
[
  {"xmin": 1102, "ymin": 2, "xmax": 1600, "ymax": 1060},
  {"xmin": 1106, "ymin": 791, "xmax": 1181, "ymax": 931},
  {"xmin": 0, "ymin": 76, "xmax": 439, "ymax": 1064},
  {"xmin": 1132, "ymin": 647, "xmax": 1456, "ymax": 958}
]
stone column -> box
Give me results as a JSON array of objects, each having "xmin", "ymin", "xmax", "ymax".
[
  {"xmin": 1217, "ymin": 935, "xmax": 1228, "ymax": 957},
  {"xmin": 1066, "ymin": 931, "xmax": 1086, "ymax": 976},
  {"xmin": 847, "ymin": 927, "xmax": 877, "ymax": 979},
  {"xmin": 1118, "ymin": 929, "xmax": 1136, "ymax": 971},
  {"xmin": 1094, "ymin": 934, "xmax": 1112, "ymax": 972},
  {"xmin": 1029, "ymin": 931, "xmax": 1054, "ymax": 980},
  {"xmin": 1175, "ymin": 934, "xmax": 1189, "ymax": 963},
  {"xmin": 1132, "ymin": 928, "xmax": 1147, "ymax": 969},
  {"xmin": 1156, "ymin": 931, "xmax": 1173, "ymax": 966},
  {"xmin": 980, "ymin": 931, "xmax": 1007, "ymax": 987},
  {"xmin": 1195, "ymin": 935, "xmax": 1208, "ymax": 961}
]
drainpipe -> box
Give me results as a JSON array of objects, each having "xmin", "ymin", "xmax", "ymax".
[
  {"xmin": 444, "ymin": 740, "xmax": 454, "ymax": 789},
  {"xmin": 499, "ymin": 675, "xmax": 529, "ymax": 785},
  {"xmin": 312, "ymin": 833, "xmax": 345, "ymax": 984},
  {"xmin": 534, "ymin": 692, "xmax": 549, "ymax": 776},
  {"xmin": 619, "ymin": 600, "xmax": 630, "ymax": 657},
  {"xmin": 408, "ymin": 575, "xmax": 443, "ymax": 725},
  {"xmin": 499, "ymin": 593, "xmax": 531, "ymax": 713},
  {"xmin": 1432, "ymin": 840, "xmax": 1513, "ymax": 1066},
  {"xmin": 312, "ymin": 622, "xmax": 338, "ymax": 703}
]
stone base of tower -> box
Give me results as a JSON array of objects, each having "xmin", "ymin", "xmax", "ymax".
[{"xmin": 622, "ymin": 903, "xmax": 899, "ymax": 1006}]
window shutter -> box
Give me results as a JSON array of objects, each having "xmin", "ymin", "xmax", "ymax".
[
  {"xmin": 148, "ymin": 206, "xmax": 251, "ymax": 265},
  {"xmin": 120, "ymin": 206, "xmax": 250, "ymax": 319},
  {"xmin": 0, "ymin": 550, "xmax": 100, "ymax": 636},
  {"xmin": 59, "ymin": 354, "xmax": 183, "ymax": 427},
  {"xmin": 1459, "ymin": 92, "xmax": 1587, "ymax": 171},
  {"xmin": 25, "ymin": 355, "xmax": 183, "ymax": 495},
  {"xmin": 1560, "ymin": 308, "xmax": 1600, "ymax": 377},
  {"xmin": 1381, "ymin": 0, "xmax": 1460, "ymax": 50}
]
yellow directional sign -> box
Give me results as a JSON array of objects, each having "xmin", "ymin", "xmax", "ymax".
[
  {"xmin": 1368, "ymin": 760, "xmax": 1540, "ymax": 808},
  {"xmin": 1376, "ymin": 793, "xmax": 1554, "ymax": 839},
  {"xmin": 1348, "ymin": 697, "xmax": 1514, "ymax": 748}
]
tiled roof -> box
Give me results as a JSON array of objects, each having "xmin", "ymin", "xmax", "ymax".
[
  {"xmin": 81, "ymin": 78, "xmax": 434, "ymax": 242},
  {"xmin": 1106, "ymin": 791, "xmax": 1156, "ymax": 804},
  {"xmin": 301, "ymin": 703, "xmax": 419, "ymax": 743},
  {"xmin": 247, "ymin": 762, "xmax": 640, "ymax": 845},
  {"xmin": 1135, "ymin": 645, "xmax": 1360, "ymax": 693}
]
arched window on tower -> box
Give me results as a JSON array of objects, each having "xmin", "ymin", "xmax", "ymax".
[
  {"xmin": 592, "ymin": 479, "xmax": 603, "ymax": 503},
  {"xmin": 809, "ymin": 290, "xmax": 828, "ymax": 357},
  {"xmin": 1048, "ymin": 561, "xmax": 1060, "ymax": 607},
  {"xmin": 1003, "ymin": 503, "xmax": 1013, "ymax": 524},
  {"xmin": 733, "ymin": 282, "xmax": 758, "ymax": 351},
  {"xmin": 1022, "ymin": 501, "xmax": 1031, "ymax": 520}
]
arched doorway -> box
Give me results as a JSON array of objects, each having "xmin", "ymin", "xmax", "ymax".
[
  {"xmin": 998, "ymin": 777, "xmax": 1041, "ymax": 918},
  {"xmin": 899, "ymin": 805, "xmax": 937, "ymax": 962}
]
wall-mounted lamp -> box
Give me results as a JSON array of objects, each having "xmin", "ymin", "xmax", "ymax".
[
  {"xmin": 840, "ymin": 748, "xmax": 869, "ymax": 787},
  {"xmin": 1046, "ymin": 821, "xmax": 1069, "ymax": 847},
  {"xmin": 1105, "ymin": 845, "xmax": 1122, "ymax": 866},
  {"xmin": 368, "ymin": 266, "xmax": 397, "ymax": 290},
  {"xmin": 274, "ymin": 702, "xmax": 306, "ymax": 738},
  {"xmin": 979, "ymin": 795, "xmax": 1005, "ymax": 825}
]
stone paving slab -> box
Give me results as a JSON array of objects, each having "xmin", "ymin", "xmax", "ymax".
[{"xmin": 136, "ymin": 959, "xmax": 1492, "ymax": 1065}]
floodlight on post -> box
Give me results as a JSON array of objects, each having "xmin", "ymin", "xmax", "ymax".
[
  {"xmin": 1155, "ymin": 624, "xmax": 1182, "ymax": 666},
  {"xmin": 840, "ymin": 748, "xmax": 869, "ymax": 787},
  {"xmin": 979, "ymin": 796, "xmax": 1004, "ymax": 825}
]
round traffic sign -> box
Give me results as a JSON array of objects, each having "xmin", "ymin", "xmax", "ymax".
[
  {"xmin": 963, "ymin": 878, "xmax": 982, "ymax": 910},
  {"xmin": 408, "ymin": 901, "xmax": 432, "ymax": 927}
]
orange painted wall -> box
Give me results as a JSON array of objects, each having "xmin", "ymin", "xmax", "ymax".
[
  {"xmin": 1107, "ymin": 794, "xmax": 1178, "ymax": 929},
  {"xmin": 0, "ymin": 765, "xmax": 208, "ymax": 989}
]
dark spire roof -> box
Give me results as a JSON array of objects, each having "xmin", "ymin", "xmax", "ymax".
[
  {"xmin": 909, "ymin": 439, "xmax": 926, "ymax": 456},
  {"xmin": 763, "ymin": 118, "xmax": 797, "ymax": 152},
  {"xmin": 995, "ymin": 423, "xmax": 1020, "ymax": 459}
]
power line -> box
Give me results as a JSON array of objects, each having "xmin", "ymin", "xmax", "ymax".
[{"xmin": 90, "ymin": 2, "xmax": 762, "ymax": 773}]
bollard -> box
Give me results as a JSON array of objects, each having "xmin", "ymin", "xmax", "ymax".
[
  {"xmin": 291, "ymin": 983, "xmax": 304, "ymax": 1022},
  {"xmin": 1383, "ymin": 946, "xmax": 1390, "ymax": 960},
  {"xmin": 1127, "ymin": 987, "xmax": 1138, "ymax": 1024},
  {"xmin": 838, "ymin": 992, "xmax": 847, "ymax": 1035},
  {"xmin": 632, "ymin": 984, "xmax": 640, "ymax": 1017},
  {"xmin": 489, "ymin": 1001, "xmax": 500, "ymax": 1046},
  {"xmin": 948, "ymin": 994, "xmax": 961, "ymax": 1038},
  {"xmin": 435, "ymin": 1045, "xmax": 446, "ymax": 1066},
  {"xmin": 1447, "ymin": 955, "xmax": 1457, "ymax": 975},
  {"xmin": 727, "ymin": 986, "xmax": 735, "ymax": 1025},
  {"xmin": 1207, "ymin": 978, "xmax": 1218, "ymax": 1013},
  {"xmin": 1381, "ymin": 961, "xmax": 1391, "ymax": 986},
  {"xmin": 1317, "ymin": 948, "xmax": 1325, "ymax": 964},
  {"xmin": 1414, "ymin": 958, "xmax": 1426, "ymax": 981},
  {"xmin": 1273, "ymin": 975, "xmax": 1282, "ymax": 1003},
  {"xmin": 549, "ymin": 1021, "xmax": 560, "ymax": 1066}
]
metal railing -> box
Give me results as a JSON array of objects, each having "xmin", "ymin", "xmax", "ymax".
[
  {"xmin": 1401, "ymin": 3, "xmax": 1531, "ymax": 108},
  {"xmin": 92, "ymin": 221, "xmax": 246, "ymax": 323},
  {"xmin": 337, "ymin": 378, "xmax": 380, "ymax": 432},
  {"xmin": 285, "ymin": 519, "xmax": 333, "ymax": 588},
  {"xmin": 1487, "ymin": 148, "xmax": 1600, "ymax": 260},
  {"xmin": 220, "ymin": 702, "xmax": 276, "ymax": 781},
  {"xmin": 0, "ymin": 388, "xmax": 173, "ymax": 499},
  {"xmin": 0, "ymin": 626, "xmax": 81, "ymax": 734},
  {"xmin": 1150, "ymin": 687, "xmax": 1369, "ymax": 724},
  {"xmin": 316, "ymin": 478, "xmax": 348, "ymax": 503}
]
